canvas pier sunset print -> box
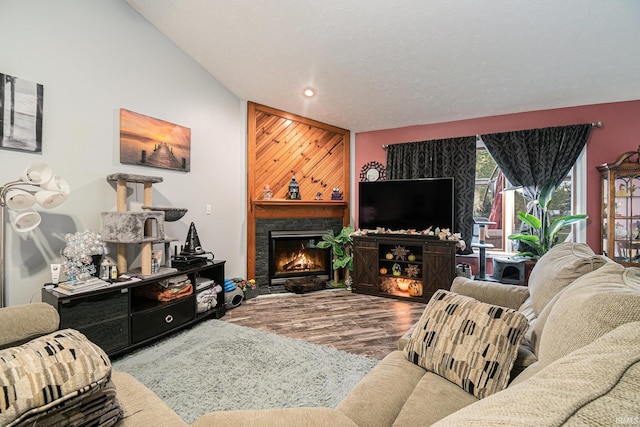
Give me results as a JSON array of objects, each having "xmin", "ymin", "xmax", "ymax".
[{"xmin": 119, "ymin": 108, "xmax": 191, "ymax": 172}]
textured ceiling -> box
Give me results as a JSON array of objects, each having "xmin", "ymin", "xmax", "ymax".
[{"xmin": 126, "ymin": 0, "xmax": 640, "ymax": 132}]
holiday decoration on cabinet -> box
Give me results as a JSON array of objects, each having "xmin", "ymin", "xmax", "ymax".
[
  {"xmin": 352, "ymin": 234, "xmax": 456, "ymax": 303},
  {"xmin": 598, "ymin": 146, "xmax": 640, "ymax": 266}
]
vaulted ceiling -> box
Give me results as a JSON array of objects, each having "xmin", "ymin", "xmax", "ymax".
[{"xmin": 126, "ymin": 0, "xmax": 640, "ymax": 132}]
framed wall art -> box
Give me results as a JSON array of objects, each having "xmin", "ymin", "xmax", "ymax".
[
  {"xmin": 0, "ymin": 73, "xmax": 44, "ymax": 153},
  {"xmin": 119, "ymin": 108, "xmax": 191, "ymax": 172}
]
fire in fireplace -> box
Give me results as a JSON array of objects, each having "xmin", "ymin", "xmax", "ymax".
[{"xmin": 269, "ymin": 230, "xmax": 332, "ymax": 285}]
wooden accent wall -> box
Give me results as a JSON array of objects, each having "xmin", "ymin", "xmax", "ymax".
[{"xmin": 247, "ymin": 102, "xmax": 350, "ymax": 279}]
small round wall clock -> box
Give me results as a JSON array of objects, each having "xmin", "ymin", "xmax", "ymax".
[{"xmin": 360, "ymin": 161, "xmax": 386, "ymax": 181}]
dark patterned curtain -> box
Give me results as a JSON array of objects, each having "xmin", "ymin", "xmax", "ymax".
[
  {"xmin": 480, "ymin": 124, "xmax": 592, "ymax": 218},
  {"xmin": 386, "ymin": 136, "xmax": 476, "ymax": 253}
]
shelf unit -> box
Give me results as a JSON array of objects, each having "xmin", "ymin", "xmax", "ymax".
[
  {"xmin": 43, "ymin": 260, "xmax": 226, "ymax": 357},
  {"xmin": 352, "ymin": 234, "xmax": 457, "ymax": 303},
  {"xmin": 597, "ymin": 147, "xmax": 640, "ymax": 266}
]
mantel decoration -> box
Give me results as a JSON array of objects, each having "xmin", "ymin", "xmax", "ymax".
[
  {"xmin": 61, "ymin": 230, "xmax": 109, "ymax": 280},
  {"xmin": 262, "ymin": 185, "xmax": 273, "ymax": 200},
  {"xmin": 288, "ymin": 176, "xmax": 301, "ymax": 200},
  {"xmin": 331, "ymin": 188, "xmax": 343, "ymax": 200}
]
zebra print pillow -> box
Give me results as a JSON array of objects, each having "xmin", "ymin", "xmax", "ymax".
[{"xmin": 404, "ymin": 289, "xmax": 528, "ymax": 399}]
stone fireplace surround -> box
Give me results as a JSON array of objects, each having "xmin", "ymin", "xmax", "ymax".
[{"xmin": 255, "ymin": 217, "xmax": 343, "ymax": 292}]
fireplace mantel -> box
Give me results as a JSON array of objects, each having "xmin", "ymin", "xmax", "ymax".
[
  {"xmin": 247, "ymin": 103, "xmax": 350, "ymax": 282},
  {"xmin": 252, "ymin": 199, "xmax": 348, "ymax": 219}
]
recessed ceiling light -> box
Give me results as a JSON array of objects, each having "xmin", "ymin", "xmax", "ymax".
[{"xmin": 303, "ymin": 88, "xmax": 315, "ymax": 97}]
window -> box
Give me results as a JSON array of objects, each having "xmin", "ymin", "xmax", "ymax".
[{"xmin": 473, "ymin": 141, "xmax": 585, "ymax": 253}]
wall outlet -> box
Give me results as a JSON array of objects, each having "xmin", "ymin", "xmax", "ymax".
[{"xmin": 206, "ymin": 204, "xmax": 212, "ymax": 215}]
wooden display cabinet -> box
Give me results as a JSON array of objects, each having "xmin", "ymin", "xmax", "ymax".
[
  {"xmin": 352, "ymin": 234, "xmax": 457, "ymax": 303},
  {"xmin": 598, "ymin": 147, "xmax": 640, "ymax": 266}
]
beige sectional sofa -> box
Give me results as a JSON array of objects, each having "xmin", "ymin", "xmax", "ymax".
[{"xmin": 1, "ymin": 242, "xmax": 639, "ymax": 426}]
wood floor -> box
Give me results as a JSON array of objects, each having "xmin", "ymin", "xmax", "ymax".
[{"xmin": 221, "ymin": 289, "xmax": 427, "ymax": 360}]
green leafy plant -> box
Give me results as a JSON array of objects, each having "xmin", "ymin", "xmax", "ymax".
[
  {"xmin": 317, "ymin": 225, "xmax": 355, "ymax": 285},
  {"xmin": 508, "ymin": 181, "xmax": 588, "ymax": 260}
]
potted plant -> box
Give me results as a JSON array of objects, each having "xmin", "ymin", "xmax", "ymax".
[
  {"xmin": 317, "ymin": 225, "xmax": 355, "ymax": 287},
  {"xmin": 230, "ymin": 277, "xmax": 258, "ymax": 299},
  {"xmin": 508, "ymin": 181, "xmax": 588, "ymax": 260}
]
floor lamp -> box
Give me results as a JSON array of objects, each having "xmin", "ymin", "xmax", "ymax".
[{"xmin": 0, "ymin": 163, "xmax": 69, "ymax": 307}]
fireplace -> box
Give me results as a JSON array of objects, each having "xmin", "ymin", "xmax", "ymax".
[{"xmin": 269, "ymin": 230, "xmax": 332, "ymax": 285}]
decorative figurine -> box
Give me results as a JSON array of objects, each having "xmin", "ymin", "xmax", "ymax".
[
  {"xmin": 262, "ymin": 184, "xmax": 273, "ymax": 200},
  {"xmin": 405, "ymin": 264, "xmax": 420, "ymax": 278},
  {"xmin": 288, "ymin": 176, "xmax": 300, "ymax": 200},
  {"xmin": 615, "ymin": 222, "xmax": 628, "ymax": 239},
  {"xmin": 392, "ymin": 263, "xmax": 402, "ymax": 277},
  {"xmin": 408, "ymin": 281, "xmax": 423, "ymax": 297},
  {"xmin": 315, "ymin": 191, "xmax": 323, "ymax": 200},
  {"xmin": 331, "ymin": 187, "xmax": 343, "ymax": 200},
  {"xmin": 616, "ymin": 183, "xmax": 629, "ymax": 197},
  {"xmin": 392, "ymin": 245, "xmax": 410, "ymax": 260}
]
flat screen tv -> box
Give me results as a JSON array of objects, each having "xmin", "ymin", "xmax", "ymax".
[{"xmin": 358, "ymin": 178, "xmax": 454, "ymax": 232}]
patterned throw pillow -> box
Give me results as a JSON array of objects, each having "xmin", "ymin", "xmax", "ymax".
[
  {"xmin": 404, "ymin": 289, "xmax": 529, "ymax": 399},
  {"xmin": 0, "ymin": 329, "xmax": 122, "ymax": 426}
]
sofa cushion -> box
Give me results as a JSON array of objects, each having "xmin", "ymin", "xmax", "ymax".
[
  {"xmin": 337, "ymin": 351, "xmax": 426, "ymax": 427},
  {"xmin": 534, "ymin": 263, "xmax": 640, "ymax": 366},
  {"xmin": 511, "ymin": 339, "xmax": 537, "ymax": 380},
  {"xmin": 430, "ymin": 321, "xmax": 640, "ymax": 427},
  {"xmin": 527, "ymin": 242, "xmax": 609, "ymax": 316},
  {"xmin": 404, "ymin": 289, "xmax": 528, "ymax": 399},
  {"xmin": 0, "ymin": 328, "xmax": 122, "ymax": 426},
  {"xmin": 391, "ymin": 371, "xmax": 478, "ymax": 426},
  {"xmin": 11, "ymin": 380, "xmax": 122, "ymax": 427}
]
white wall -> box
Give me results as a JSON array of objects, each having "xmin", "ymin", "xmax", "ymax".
[{"xmin": 0, "ymin": 0, "xmax": 246, "ymax": 305}]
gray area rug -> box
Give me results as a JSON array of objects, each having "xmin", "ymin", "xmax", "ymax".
[{"xmin": 112, "ymin": 319, "xmax": 379, "ymax": 424}]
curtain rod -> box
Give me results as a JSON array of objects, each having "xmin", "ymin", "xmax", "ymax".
[{"xmin": 381, "ymin": 121, "xmax": 604, "ymax": 149}]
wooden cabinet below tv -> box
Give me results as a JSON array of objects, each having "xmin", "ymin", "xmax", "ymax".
[{"xmin": 352, "ymin": 234, "xmax": 457, "ymax": 303}]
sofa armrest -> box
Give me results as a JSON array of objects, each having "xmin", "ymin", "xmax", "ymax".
[
  {"xmin": 450, "ymin": 277, "xmax": 530, "ymax": 310},
  {"xmin": 0, "ymin": 302, "xmax": 60, "ymax": 349},
  {"xmin": 112, "ymin": 371, "xmax": 188, "ymax": 427}
]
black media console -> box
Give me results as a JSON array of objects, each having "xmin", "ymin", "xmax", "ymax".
[{"xmin": 42, "ymin": 260, "xmax": 225, "ymax": 357}]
